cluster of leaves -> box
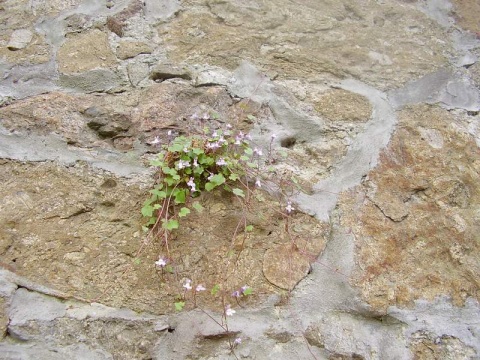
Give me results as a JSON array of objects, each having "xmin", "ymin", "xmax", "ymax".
[{"xmin": 141, "ymin": 125, "xmax": 261, "ymax": 234}]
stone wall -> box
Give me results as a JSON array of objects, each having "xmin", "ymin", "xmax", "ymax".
[{"xmin": 0, "ymin": 0, "xmax": 479, "ymax": 359}]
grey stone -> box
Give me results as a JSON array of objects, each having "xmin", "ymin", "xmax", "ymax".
[
  {"xmin": 8, "ymin": 288, "xmax": 66, "ymax": 327},
  {"xmin": 144, "ymin": 0, "xmax": 180, "ymax": 21},
  {"xmin": 0, "ymin": 343, "xmax": 113, "ymax": 360},
  {"xmin": 389, "ymin": 69, "xmax": 480, "ymax": 111},
  {"xmin": 194, "ymin": 67, "xmax": 232, "ymax": 87},
  {"xmin": 0, "ymin": 125, "xmax": 148, "ymax": 177},
  {"xmin": 455, "ymin": 52, "xmax": 478, "ymax": 68},
  {"xmin": 127, "ymin": 61, "xmax": 150, "ymax": 86},
  {"xmin": 7, "ymin": 29, "xmax": 34, "ymax": 51},
  {"xmin": 150, "ymin": 63, "xmax": 192, "ymax": 82},
  {"xmin": 58, "ymin": 69, "xmax": 123, "ymax": 93}
]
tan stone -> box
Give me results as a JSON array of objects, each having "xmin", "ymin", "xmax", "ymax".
[
  {"xmin": 340, "ymin": 104, "xmax": 480, "ymax": 311},
  {"xmin": 451, "ymin": 0, "xmax": 480, "ymax": 33},
  {"xmin": 263, "ymin": 243, "xmax": 311, "ymax": 290},
  {"xmin": 116, "ymin": 41, "xmax": 152, "ymax": 60},
  {"xmin": 0, "ymin": 32, "xmax": 50, "ymax": 65},
  {"xmin": 0, "ymin": 297, "xmax": 7, "ymax": 339},
  {"xmin": 314, "ymin": 89, "xmax": 372, "ymax": 122},
  {"xmin": 161, "ymin": 0, "xmax": 451, "ymax": 88},
  {"xmin": 410, "ymin": 333, "xmax": 477, "ymax": 360},
  {"xmin": 57, "ymin": 29, "xmax": 117, "ymax": 74}
]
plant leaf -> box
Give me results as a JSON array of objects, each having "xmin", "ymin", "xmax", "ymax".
[
  {"xmin": 244, "ymin": 147, "xmax": 253, "ymax": 156},
  {"xmin": 210, "ymin": 173, "xmax": 226, "ymax": 186},
  {"xmin": 162, "ymin": 219, "xmax": 179, "ymax": 230},
  {"xmin": 211, "ymin": 284, "xmax": 220, "ymax": 296},
  {"xmin": 174, "ymin": 189, "xmax": 186, "ymax": 204},
  {"xmin": 245, "ymin": 224, "xmax": 254, "ymax": 232},
  {"xmin": 178, "ymin": 207, "xmax": 191, "ymax": 217},
  {"xmin": 141, "ymin": 205, "xmax": 154, "ymax": 217},
  {"xmin": 243, "ymin": 287, "xmax": 253, "ymax": 296},
  {"xmin": 205, "ymin": 182, "xmax": 216, "ymax": 191},
  {"xmin": 192, "ymin": 202, "xmax": 204, "ymax": 213},
  {"xmin": 232, "ymin": 188, "xmax": 245, "ymax": 198},
  {"xmin": 174, "ymin": 302, "xmax": 185, "ymax": 311}
]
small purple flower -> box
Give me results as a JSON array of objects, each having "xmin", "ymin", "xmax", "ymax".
[
  {"xmin": 177, "ymin": 159, "xmax": 190, "ymax": 170},
  {"xmin": 150, "ymin": 136, "xmax": 161, "ymax": 145},
  {"xmin": 216, "ymin": 158, "xmax": 227, "ymax": 166},
  {"xmin": 234, "ymin": 338, "xmax": 242, "ymax": 345},
  {"xmin": 240, "ymin": 285, "xmax": 249, "ymax": 294},
  {"xmin": 155, "ymin": 257, "xmax": 167, "ymax": 268},
  {"xmin": 225, "ymin": 305, "xmax": 235, "ymax": 316},
  {"xmin": 211, "ymin": 130, "xmax": 218, "ymax": 138},
  {"xmin": 187, "ymin": 177, "xmax": 196, "ymax": 192},
  {"xmin": 245, "ymin": 134, "xmax": 252, "ymax": 141},
  {"xmin": 207, "ymin": 142, "xmax": 221, "ymax": 149},
  {"xmin": 226, "ymin": 124, "xmax": 232, "ymax": 129},
  {"xmin": 255, "ymin": 179, "xmax": 261, "ymax": 188},
  {"xmin": 232, "ymin": 290, "xmax": 241, "ymax": 298},
  {"xmin": 193, "ymin": 158, "xmax": 199, "ymax": 167},
  {"xmin": 271, "ymin": 133, "xmax": 277, "ymax": 140},
  {"xmin": 285, "ymin": 201, "xmax": 294, "ymax": 214},
  {"xmin": 235, "ymin": 132, "xmax": 245, "ymax": 144},
  {"xmin": 253, "ymin": 148, "xmax": 263, "ymax": 156},
  {"xmin": 196, "ymin": 284, "xmax": 206, "ymax": 292},
  {"xmin": 183, "ymin": 279, "xmax": 192, "ymax": 290}
]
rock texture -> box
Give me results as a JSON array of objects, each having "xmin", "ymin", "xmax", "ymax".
[{"xmin": 0, "ymin": 0, "xmax": 479, "ymax": 359}]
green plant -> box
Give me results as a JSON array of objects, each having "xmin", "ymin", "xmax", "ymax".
[
  {"xmin": 141, "ymin": 118, "xmax": 304, "ymax": 358},
  {"xmin": 142, "ymin": 125, "xmax": 264, "ymax": 253}
]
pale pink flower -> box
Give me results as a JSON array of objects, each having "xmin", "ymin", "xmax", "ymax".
[
  {"xmin": 155, "ymin": 257, "xmax": 167, "ymax": 268},
  {"xmin": 225, "ymin": 305, "xmax": 235, "ymax": 316},
  {"xmin": 285, "ymin": 201, "xmax": 294, "ymax": 214},
  {"xmin": 183, "ymin": 279, "xmax": 192, "ymax": 290}
]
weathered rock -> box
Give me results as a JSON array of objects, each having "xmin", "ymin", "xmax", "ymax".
[
  {"xmin": 340, "ymin": 104, "xmax": 480, "ymax": 311},
  {"xmin": 127, "ymin": 61, "xmax": 150, "ymax": 86},
  {"xmin": 410, "ymin": 332, "xmax": 477, "ymax": 360},
  {"xmin": 58, "ymin": 69, "xmax": 123, "ymax": 93},
  {"xmin": 314, "ymin": 89, "xmax": 372, "ymax": 122},
  {"xmin": 106, "ymin": 0, "xmax": 144, "ymax": 37},
  {"xmin": 7, "ymin": 29, "xmax": 33, "ymax": 50},
  {"xmin": 57, "ymin": 29, "xmax": 117, "ymax": 74},
  {"xmin": 116, "ymin": 40, "xmax": 152, "ymax": 60},
  {"xmin": 263, "ymin": 243, "xmax": 311, "ymax": 290},
  {"xmin": 1, "ymin": 0, "xmax": 480, "ymax": 358},
  {"xmin": 451, "ymin": 0, "xmax": 480, "ymax": 33},
  {"xmin": 162, "ymin": 0, "xmax": 451, "ymax": 89},
  {"xmin": 0, "ymin": 32, "xmax": 51, "ymax": 65},
  {"xmin": 150, "ymin": 63, "xmax": 192, "ymax": 82},
  {"xmin": 84, "ymin": 108, "xmax": 132, "ymax": 138},
  {"xmin": 144, "ymin": 0, "xmax": 180, "ymax": 21},
  {"xmin": 3, "ymin": 285, "xmax": 168, "ymax": 359},
  {"xmin": 64, "ymin": 13, "xmax": 91, "ymax": 34},
  {"xmin": 0, "ymin": 297, "xmax": 8, "ymax": 339}
]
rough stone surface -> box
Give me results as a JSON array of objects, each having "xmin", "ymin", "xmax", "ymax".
[
  {"xmin": 57, "ymin": 29, "xmax": 117, "ymax": 74},
  {"xmin": 0, "ymin": 0, "xmax": 479, "ymax": 359},
  {"xmin": 116, "ymin": 40, "xmax": 152, "ymax": 60},
  {"xmin": 6, "ymin": 29, "xmax": 33, "ymax": 50},
  {"xmin": 263, "ymin": 244, "xmax": 313, "ymax": 290},
  {"xmin": 340, "ymin": 104, "xmax": 480, "ymax": 311}
]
